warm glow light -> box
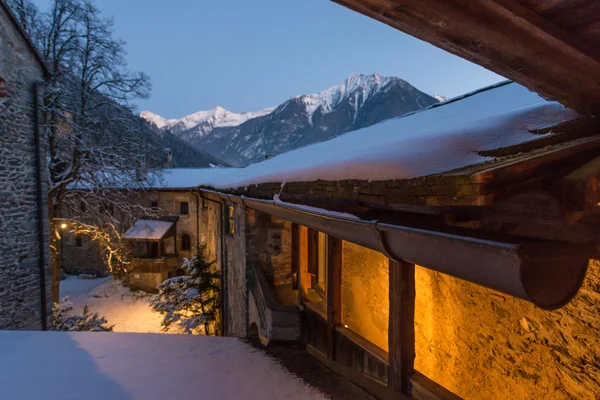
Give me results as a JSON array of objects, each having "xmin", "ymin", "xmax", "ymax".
[{"xmin": 60, "ymin": 223, "xmax": 67, "ymax": 229}]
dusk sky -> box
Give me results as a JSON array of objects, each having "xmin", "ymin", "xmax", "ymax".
[{"xmin": 33, "ymin": 0, "xmax": 503, "ymax": 119}]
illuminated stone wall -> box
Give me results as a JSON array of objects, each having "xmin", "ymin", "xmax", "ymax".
[
  {"xmin": 414, "ymin": 261, "xmax": 600, "ymax": 399},
  {"xmin": 341, "ymin": 241, "xmax": 389, "ymax": 351}
]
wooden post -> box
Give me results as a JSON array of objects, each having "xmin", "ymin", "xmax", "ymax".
[
  {"xmin": 291, "ymin": 223, "xmax": 299, "ymax": 290},
  {"xmin": 298, "ymin": 225, "xmax": 310, "ymax": 298},
  {"xmin": 326, "ymin": 236, "xmax": 342, "ymax": 360},
  {"xmin": 388, "ymin": 259, "xmax": 416, "ymax": 396}
]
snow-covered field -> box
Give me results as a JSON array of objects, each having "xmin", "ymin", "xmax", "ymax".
[
  {"xmin": 60, "ymin": 275, "xmax": 179, "ymax": 333},
  {"xmin": 0, "ymin": 331, "xmax": 327, "ymax": 400}
]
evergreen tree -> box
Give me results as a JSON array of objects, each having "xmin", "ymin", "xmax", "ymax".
[
  {"xmin": 151, "ymin": 247, "xmax": 221, "ymax": 335},
  {"xmin": 53, "ymin": 296, "xmax": 113, "ymax": 331}
]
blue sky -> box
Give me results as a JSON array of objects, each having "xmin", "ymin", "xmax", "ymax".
[{"xmin": 32, "ymin": 0, "xmax": 502, "ymax": 119}]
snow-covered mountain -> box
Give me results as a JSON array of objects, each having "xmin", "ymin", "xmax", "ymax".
[
  {"xmin": 433, "ymin": 95, "xmax": 449, "ymax": 103},
  {"xmin": 141, "ymin": 106, "xmax": 275, "ymax": 137},
  {"xmin": 142, "ymin": 73, "xmax": 439, "ymax": 166}
]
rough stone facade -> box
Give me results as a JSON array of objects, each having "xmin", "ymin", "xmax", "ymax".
[
  {"xmin": 414, "ymin": 260, "xmax": 600, "ymax": 400},
  {"xmin": 341, "ymin": 242, "xmax": 389, "ymax": 352},
  {"xmin": 0, "ymin": 4, "xmax": 51, "ymax": 330},
  {"xmin": 62, "ymin": 189, "xmax": 201, "ymax": 286},
  {"xmin": 224, "ymin": 203, "xmax": 247, "ymax": 337}
]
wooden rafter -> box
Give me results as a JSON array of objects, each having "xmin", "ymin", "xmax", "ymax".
[{"xmin": 331, "ymin": 0, "xmax": 600, "ymax": 114}]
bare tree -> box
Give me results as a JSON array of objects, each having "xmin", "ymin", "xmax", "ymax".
[
  {"xmin": 7, "ymin": 0, "xmax": 161, "ymax": 300},
  {"xmin": 5, "ymin": 0, "xmax": 38, "ymax": 34}
]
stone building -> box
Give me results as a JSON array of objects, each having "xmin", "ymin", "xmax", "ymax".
[
  {"xmin": 188, "ymin": 80, "xmax": 600, "ymax": 400},
  {"xmin": 61, "ymin": 169, "xmax": 205, "ymax": 292},
  {"xmin": 0, "ymin": 0, "xmax": 51, "ymax": 330}
]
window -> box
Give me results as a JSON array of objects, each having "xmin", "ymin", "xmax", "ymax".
[
  {"xmin": 80, "ymin": 201, "xmax": 86, "ymax": 213},
  {"xmin": 75, "ymin": 234, "xmax": 83, "ymax": 248},
  {"xmin": 225, "ymin": 205, "xmax": 235, "ymax": 235},
  {"xmin": 150, "ymin": 200, "xmax": 158, "ymax": 211},
  {"xmin": 180, "ymin": 201, "xmax": 189, "ymax": 215},
  {"xmin": 181, "ymin": 234, "xmax": 191, "ymax": 251},
  {"xmin": 150, "ymin": 242, "xmax": 159, "ymax": 258},
  {"xmin": 0, "ymin": 77, "xmax": 6, "ymax": 98}
]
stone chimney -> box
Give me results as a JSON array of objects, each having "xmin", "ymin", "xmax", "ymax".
[
  {"xmin": 165, "ymin": 148, "xmax": 173, "ymax": 168},
  {"xmin": 135, "ymin": 154, "xmax": 146, "ymax": 181}
]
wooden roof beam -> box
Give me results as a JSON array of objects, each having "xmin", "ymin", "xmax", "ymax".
[{"xmin": 331, "ymin": 0, "xmax": 600, "ymax": 114}]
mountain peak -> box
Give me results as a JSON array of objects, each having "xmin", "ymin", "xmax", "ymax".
[{"xmin": 141, "ymin": 105, "xmax": 275, "ymax": 136}]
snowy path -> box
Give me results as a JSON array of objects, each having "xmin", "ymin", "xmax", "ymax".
[
  {"xmin": 60, "ymin": 275, "xmax": 179, "ymax": 333},
  {"xmin": 0, "ymin": 331, "xmax": 328, "ymax": 400}
]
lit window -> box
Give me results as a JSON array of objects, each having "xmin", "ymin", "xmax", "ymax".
[
  {"xmin": 180, "ymin": 202, "xmax": 189, "ymax": 215},
  {"xmin": 181, "ymin": 234, "xmax": 191, "ymax": 251}
]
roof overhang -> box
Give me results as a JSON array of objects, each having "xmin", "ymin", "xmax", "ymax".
[
  {"xmin": 332, "ymin": 0, "xmax": 600, "ymax": 114},
  {"xmin": 203, "ymin": 189, "xmax": 592, "ymax": 309},
  {"xmin": 123, "ymin": 219, "xmax": 176, "ymax": 241}
]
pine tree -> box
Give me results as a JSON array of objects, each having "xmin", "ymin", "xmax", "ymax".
[
  {"xmin": 53, "ymin": 296, "xmax": 113, "ymax": 331},
  {"xmin": 151, "ymin": 246, "xmax": 221, "ymax": 335}
]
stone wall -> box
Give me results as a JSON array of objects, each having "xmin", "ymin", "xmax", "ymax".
[
  {"xmin": 224, "ymin": 203, "xmax": 247, "ymax": 337},
  {"xmin": 245, "ymin": 209, "xmax": 293, "ymax": 287},
  {"xmin": 61, "ymin": 190, "xmax": 201, "ymax": 276},
  {"xmin": 61, "ymin": 232, "xmax": 108, "ymax": 276},
  {"xmin": 0, "ymin": 5, "xmax": 51, "ymax": 330},
  {"xmin": 341, "ymin": 242, "xmax": 389, "ymax": 352},
  {"xmin": 414, "ymin": 261, "xmax": 600, "ymax": 400}
]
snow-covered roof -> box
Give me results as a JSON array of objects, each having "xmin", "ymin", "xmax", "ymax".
[
  {"xmin": 0, "ymin": 331, "xmax": 326, "ymax": 400},
  {"xmin": 91, "ymin": 82, "xmax": 581, "ymax": 192},
  {"xmin": 180, "ymin": 82, "xmax": 580, "ymax": 189},
  {"xmin": 122, "ymin": 219, "xmax": 174, "ymax": 240}
]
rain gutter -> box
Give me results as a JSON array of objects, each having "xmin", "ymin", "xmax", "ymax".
[{"xmin": 201, "ymin": 189, "xmax": 591, "ymax": 310}]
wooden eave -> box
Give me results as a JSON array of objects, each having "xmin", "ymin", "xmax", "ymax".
[
  {"xmin": 331, "ymin": 0, "xmax": 600, "ymax": 114},
  {"xmin": 215, "ymin": 117, "xmax": 600, "ymax": 215}
]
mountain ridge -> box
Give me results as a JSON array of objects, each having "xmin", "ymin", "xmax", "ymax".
[{"xmin": 142, "ymin": 73, "xmax": 440, "ymax": 166}]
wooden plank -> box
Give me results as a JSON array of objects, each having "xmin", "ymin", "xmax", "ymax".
[
  {"xmin": 388, "ymin": 259, "xmax": 416, "ymax": 396},
  {"xmin": 299, "ymin": 225, "xmax": 310, "ymax": 298},
  {"xmin": 411, "ymin": 372, "xmax": 463, "ymax": 400},
  {"xmin": 331, "ymin": 0, "xmax": 600, "ymax": 114},
  {"xmin": 469, "ymin": 135, "xmax": 600, "ymax": 187},
  {"xmin": 326, "ymin": 236, "xmax": 343, "ymax": 360},
  {"xmin": 291, "ymin": 223, "xmax": 299, "ymax": 290},
  {"xmin": 479, "ymin": 117, "xmax": 600, "ymax": 158},
  {"xmin": 556, "ymin": 155, "xmax": 600, "ymax": 211},
  {"xmin": 306, "ymin": 345, "xmax": 409, "ymax": 400}
]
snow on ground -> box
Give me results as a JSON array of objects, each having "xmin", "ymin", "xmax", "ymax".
[
  {"xmin": 0, "ymin": 331, "xmax": 327, "ymax": 400},
  {"xmin": 60, "ymin": 275, "xmax": 179, "ymax": 334}
]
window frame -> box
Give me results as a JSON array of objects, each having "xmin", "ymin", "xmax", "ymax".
[{"xmin": 180, "ymin": 201, "xmax": 189, "ymax": 215}]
